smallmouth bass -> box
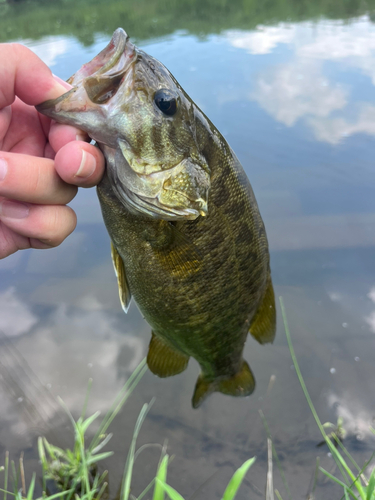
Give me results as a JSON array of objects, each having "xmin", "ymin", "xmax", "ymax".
[{"xmin": 37, "ymin": 28, "xmax": 276, "ymax": 408}]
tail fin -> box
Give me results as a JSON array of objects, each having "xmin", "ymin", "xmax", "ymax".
[{"xmin": 192, "ymin": 360, "xmax": 255, "ymax": 408}]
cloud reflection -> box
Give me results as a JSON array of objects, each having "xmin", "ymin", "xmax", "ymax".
[
  {"xmin": 227, "ymin": 16, "xmax": 375, "ymax": 143},
  {"xmin": 0, "ymin": 290, "xmax": 145, "ymax": 440},
  {"xmin": 365, "ymin": 286, "xmax": 375, "ymax": 333},
  {"xmin": 327, "ymin": 391, "xmax": 375, "ymax": 439},
  {"xmin": 252, "ymin": 61, "xmax": 347, "ymax": 127},
  {"xmin": 0, "ymin": 287, "xmax": 38, "ymax": 337},
  {"xmin": 226, "ymin": 24, "xmax": 295, "ymax": 55}
]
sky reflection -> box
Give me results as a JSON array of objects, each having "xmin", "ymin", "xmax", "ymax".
[{"xmin": 226, "ymin": 16, "xmax": 375, "ymax": 143}]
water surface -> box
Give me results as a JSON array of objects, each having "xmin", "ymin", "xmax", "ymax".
[{"xmin": 1, "ymin": 0, "xmax": 375, "ymax": 498}]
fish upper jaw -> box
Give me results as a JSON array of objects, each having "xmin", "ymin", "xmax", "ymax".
[{"xmin": 36, "ymin": 27, "xmax": 136, "ymax": 148}]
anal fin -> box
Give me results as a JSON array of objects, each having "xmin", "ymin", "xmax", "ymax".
[
  {"xmin": 111, "ymin": 242, "xmax": 132, "ymax": 313},
  {"xmin": 192, "ymin": 360, "xmax": 255, "ymax": 409},
  {"xmin": 147, "ymin": 333, "xmax": 189, "ymax": 378},
  {"xmin": 249, "ymin": 272, "xmax": 276, "ymax": 344}
]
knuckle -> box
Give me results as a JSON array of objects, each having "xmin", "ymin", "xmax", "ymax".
[{"xmin": 37, "ymin": 206, "xmax": 77, "ymax": 246}]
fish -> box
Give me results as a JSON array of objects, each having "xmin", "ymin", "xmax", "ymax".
[{"xmin": 37, "ymin": 28, "xmax": 276, "ymax": 408}]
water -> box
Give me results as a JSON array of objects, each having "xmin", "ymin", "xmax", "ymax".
[{"xmin": 1, "ymin": 0, "xmax": 375, "ymax": 497}]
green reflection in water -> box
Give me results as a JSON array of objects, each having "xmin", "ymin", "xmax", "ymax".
[{"xmin": 1, "ymin": 0, "xmax": 375, "ymax": 45}]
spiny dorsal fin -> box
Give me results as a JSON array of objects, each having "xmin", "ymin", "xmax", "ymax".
[
  {"xmin": 111, "ymin": 242, "xmax": 132, "ymax": 313},
  {"xmin": 192, "ymin": 360, "xmax": 255, "ymax": 409},
  {"xmin": 249, "ymin": 272, "xmax": 276, "ymax": 344},
  {"xmin": 147, "ymin": 332, "xmax": 189, "ymax": 378}
]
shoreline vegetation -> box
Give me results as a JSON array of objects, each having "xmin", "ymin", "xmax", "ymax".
[
  {"xmin": 1, "ymin": 298, "xmax": 374, "ymax": 499},
  {"xmin": 2, "ymin": 0, "xmax": 375, "ymax": 46}
]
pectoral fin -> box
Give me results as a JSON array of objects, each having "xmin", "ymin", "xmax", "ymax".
[
  {"xmin": 111, "ymin": 242, "xmax": 132, "ymax": 313},
  {"xmin": 249, "ymin": 272, "xmax": 276, "ymax": 344},
  {"xmin": 192, "ymin": 360, "xmax": 255, "ymax": 409},
  {"xmin": 147, "ymin": 333, "xmax": 189, "ymax": 378}
]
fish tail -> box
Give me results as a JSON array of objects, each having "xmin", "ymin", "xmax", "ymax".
[{"xmin": 192, "ymin": 360, "xmax": 255, "ymax": 409}]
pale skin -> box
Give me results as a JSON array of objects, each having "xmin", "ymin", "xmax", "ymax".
[{"xmin": 0, "ymin": 43, "xmax": 106, "ymax": 259}]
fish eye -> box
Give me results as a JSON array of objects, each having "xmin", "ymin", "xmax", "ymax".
[{"xmin": 154, "ymin": 89, "xmax": 177, "ymax": 116}]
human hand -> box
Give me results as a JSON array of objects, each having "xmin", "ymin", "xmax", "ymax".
[{"xmin": 0, "ymin": 43, "xmax": 105, "ymax": 259}]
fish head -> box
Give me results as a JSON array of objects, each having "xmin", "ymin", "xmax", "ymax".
[{"xmin": 37, "ymin": 28, "xmax": 210, "ymax": 220}]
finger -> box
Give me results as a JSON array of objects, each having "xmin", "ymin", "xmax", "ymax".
[
  {"xmin": 49, "ymin": 122, "xmax": 90, "ymax": 152},
  {"xmin": 0, "ymin": 43, "xmax": 68, "ymax": 108},
  {"xmin": 3, "ymin": 97, "xmax": 46, "ymax": 156},
  {"xmin": 54, "ymin": 141, "xmax": 105, "ymax": 188},
  {"xmin": 0, "ymin": 199, "xmax": 77, "ymax": 248},
  {"xmin": 0, "ymin": 222, "xmax": 31, "ymax": 258},
  {"xmin": 0, "ymin": 153, "xmax": 77, "ymax": 204},
  {"xmin": 0, "ymin": 222, "xmax": 53, "ymax": 258}
]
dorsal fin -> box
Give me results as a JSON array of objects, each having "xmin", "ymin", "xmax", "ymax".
[
  {"xmin": 249, "ymin": 272, "xmax": 276, "ymax": 344},
  {"xmin": 147, "ymin": 333, "xmax": 189, "ymax": 378},
  {"xmin": 111, "ymin": 242, "xmax": 132, "ymax": 313}
]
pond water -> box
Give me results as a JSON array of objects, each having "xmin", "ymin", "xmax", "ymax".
[{"xmin": 1, "ymin": 0, "xmax": 375, "ymax": 498}]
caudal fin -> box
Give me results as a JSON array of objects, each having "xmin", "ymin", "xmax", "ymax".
[{"xmin": 192, "ymin": 360, "xmax": 255, "ymax": 408}]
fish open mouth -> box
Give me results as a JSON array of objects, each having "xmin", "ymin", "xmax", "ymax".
[{"xmin": 37, "ymin": 28, "xmax": 136, "ymax": 115}]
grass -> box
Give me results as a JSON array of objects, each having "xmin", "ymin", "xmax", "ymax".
[
  {"xmin": 0, "ymin": 299, "xmax": 375, "ymax": 499},
  {"xmin": 0, "ymin": 356, "xmax": 255, "ymax": 500},
  {"xmin": 280, "ymin": 296, "xmax": 375, "ymax": 500}
]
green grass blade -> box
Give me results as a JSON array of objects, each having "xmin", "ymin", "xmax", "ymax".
[
  {"xmin": 334, "ymin": 434, "xmax": 362, "ymax": 474},
  {"xmin": 136, "ymin": 479, "xmax": 156, "ymax": 500},
  {"xmin": 42, "ymin": 438, "xmax": 60, "ymax": 461},
  {"xmin": 86, "ymin": 451, "xmax": 114, "ymax": 464},
  {"xmin": 91, "ymin": 433, "xmax": 113, "ymax": 455},
  {"xmin": 57, "ymin": 397, "xmax": 78, "ymax": 432},
  {"xmin": 221, "ymin": 457, "xmax": 256, "ymax": 500},
  {"xmin": 275, "ymin": 491, "xmax": 283, "ymax": 500},
  {"xmin": 154, "ymin": 480, "xmax": 185, "ymax": 500},
  {"xmin": 4, "ymin": 451, "xmax": 9, "ymax": 500},
  {"xmin": 26, "ymin": 474, "xmax": 35, "ymax": 500},
  {"xmin": 10, "ymin": 461, "xmax": 17, "ymax": 495},
  {"xmin": 37, "ymin": 437, "xmax": 47, "ymax": 494},
  {"xmin": 97, "ymin": 481, "xmax": 109, "ymax": 500},
  {"xmin": 121, "ymin": 400, "xmax": 154, "ymax": 500},
  {"xmin": 0, "ymin": 490, "xmax": 14, "ymax": 497},
  {"xmin": 366, "ymin": 467, "xmax": 375, "ymax": 500},
  {"xmin": 43, "ymin": 489, "xmax": 75, "ymax": 500},
  {"xmin": 153, "ymin": 455, "xmax": 169, "ymax": 500},
  {"xmin": 90, "ymin": 359, "xmax": 147, "ymax": 452},
  {"xmin": 279, "ymin": 297, "xmax": 366, "ymax": 498},
  {"xmin": 319, "ymin": 468, "xmax": 357, "ymax": 499},
  {"xmin": 80, "ymin": 411, "xmax": 101, "ymax": 434}
]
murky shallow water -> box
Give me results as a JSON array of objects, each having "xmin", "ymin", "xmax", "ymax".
[{"xmin": 1, "ymin": 1, "xmax": 375, "ymax": 498}]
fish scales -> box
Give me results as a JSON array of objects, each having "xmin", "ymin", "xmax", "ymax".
[{"xmin": 37, "ymin": 28, "xmax": 276, "ymax": 408}]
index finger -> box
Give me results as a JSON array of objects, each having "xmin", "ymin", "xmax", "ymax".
[{"xmin": 0, "ymin": 43, "xmax": 68, "ymax": 108}]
